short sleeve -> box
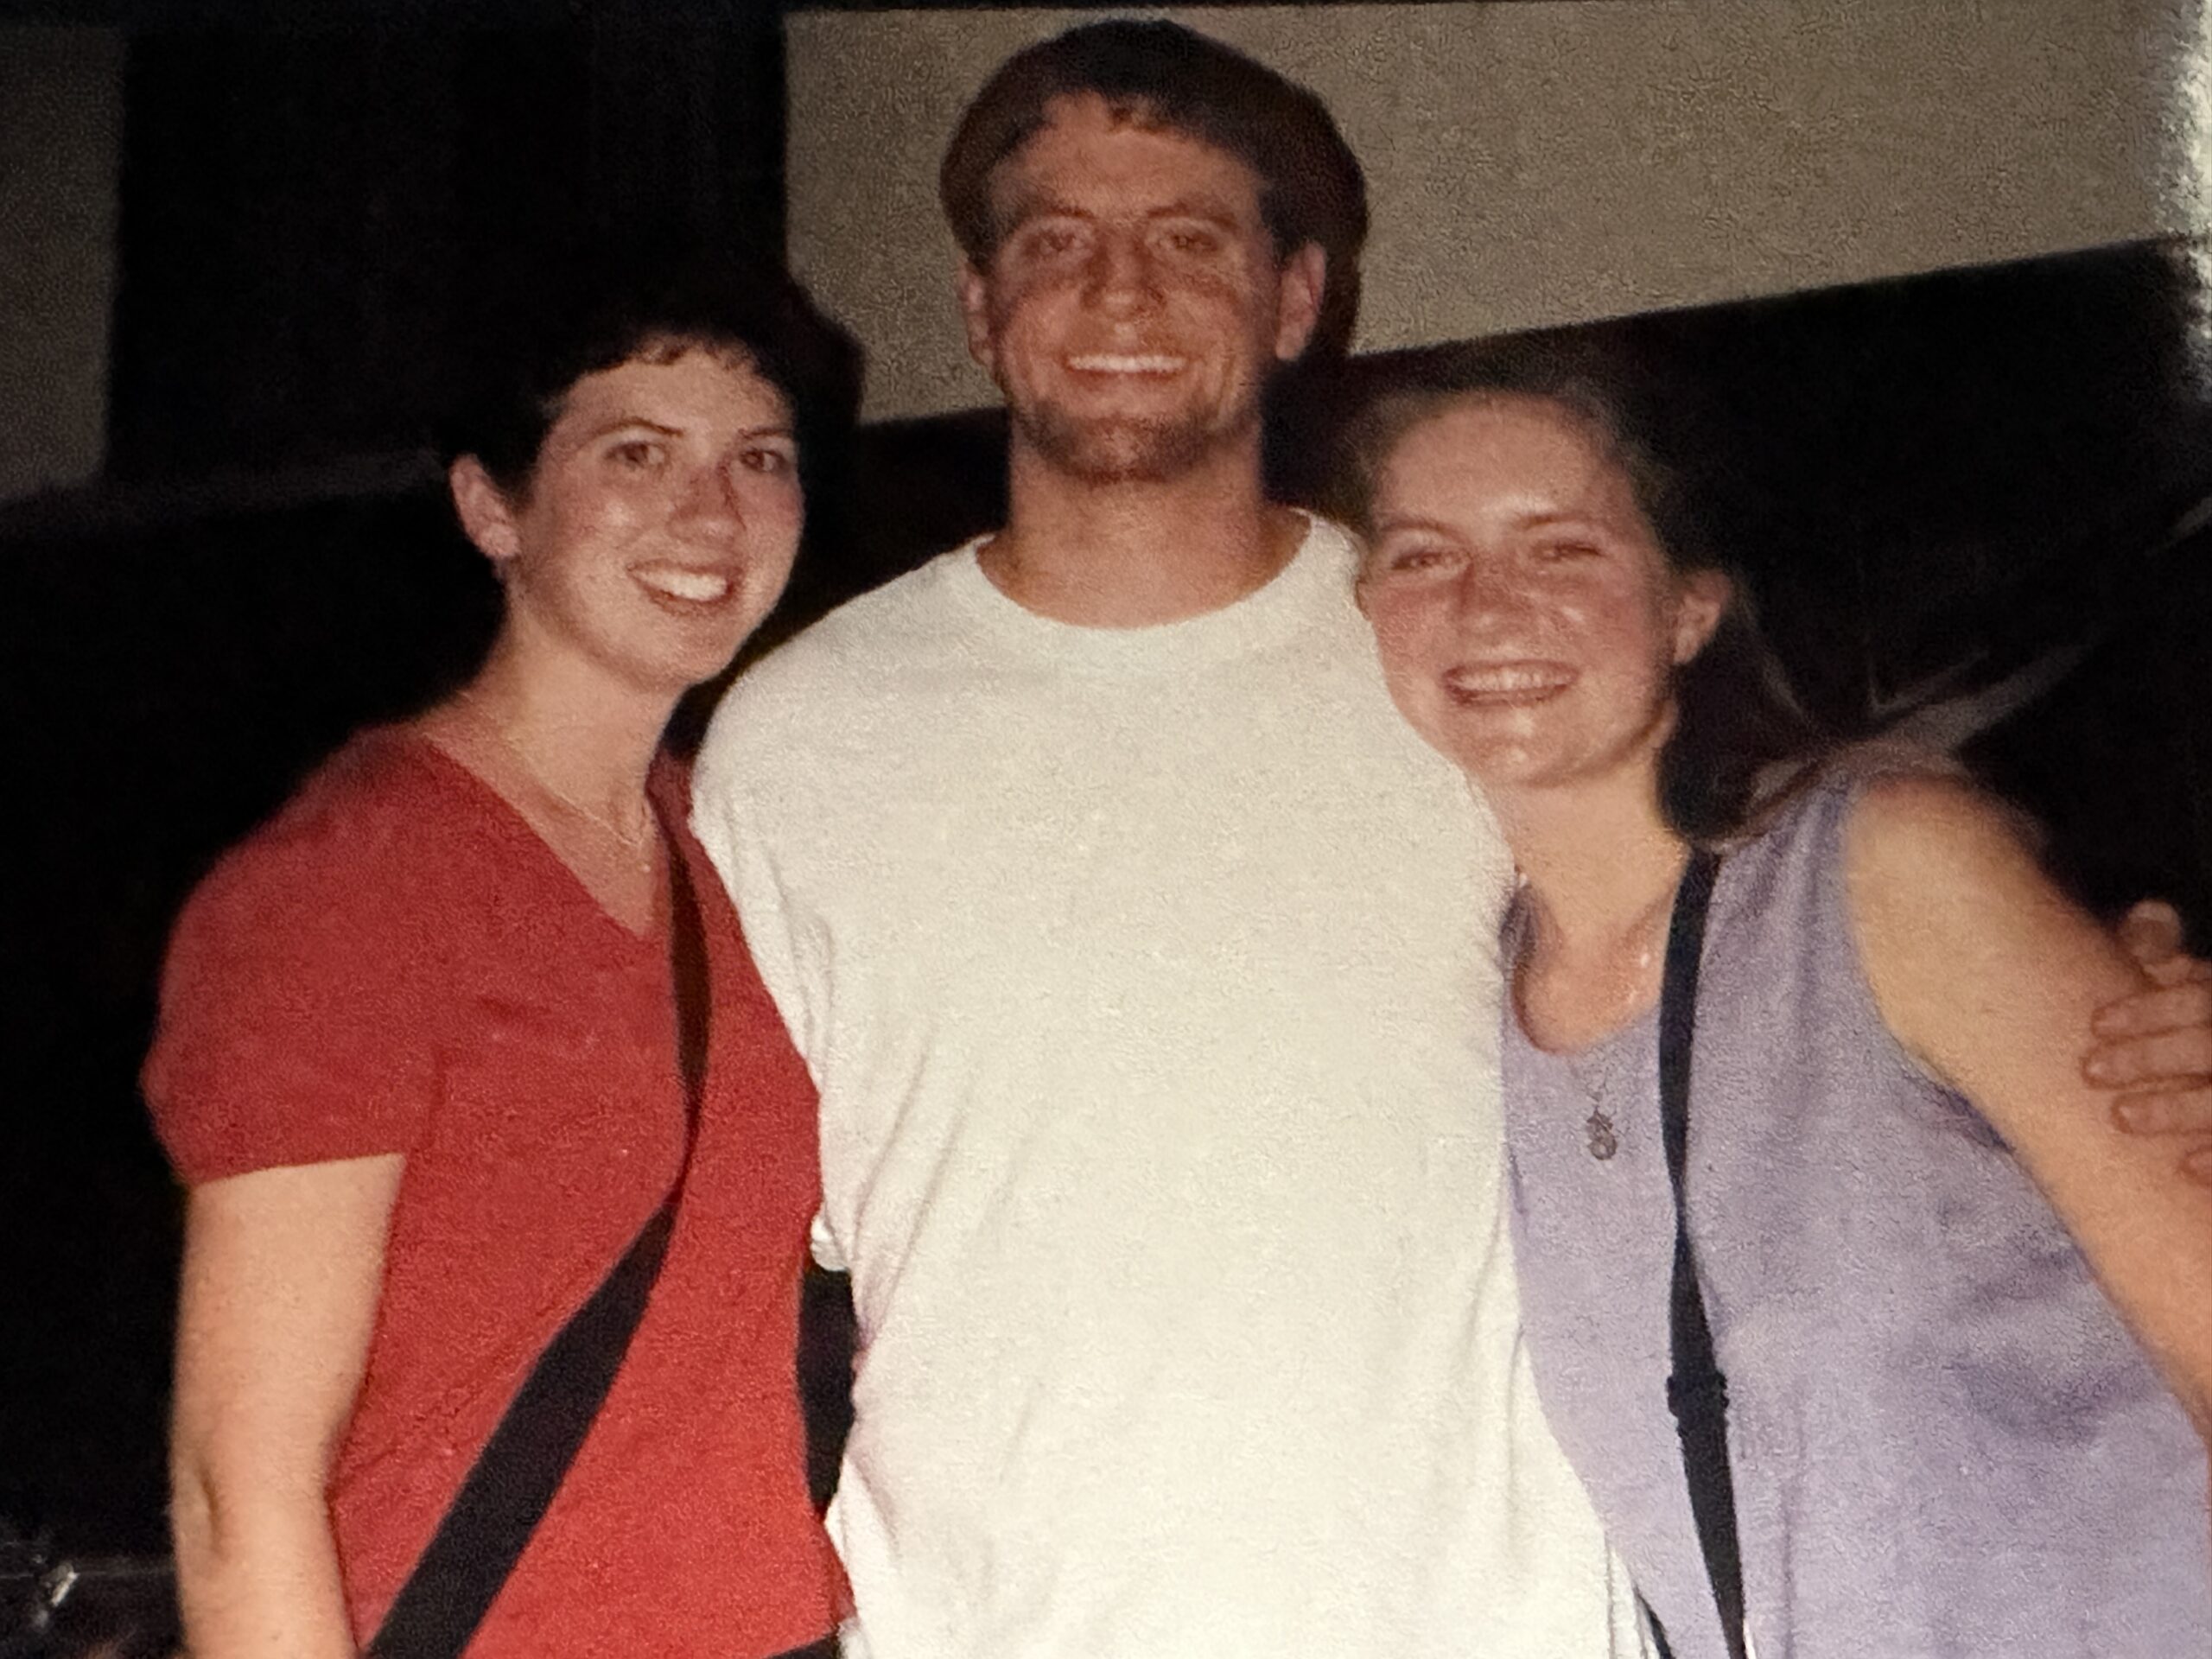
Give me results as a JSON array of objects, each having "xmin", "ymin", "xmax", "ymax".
[{"xmin": 143, "ymin": 748, "xmax": 453, "ymax": 1184}]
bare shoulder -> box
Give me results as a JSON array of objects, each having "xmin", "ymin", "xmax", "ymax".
[
  {"xmin": 1842, "ymin": 770, "xmax": 2046, "ymax": 921},
  {"xmin": 1846, "ymin": 766, "xmax": 2026, "ymax": 846},
  {"xmin": 1841, "ymin": 771, "xmax": 2139, "ymax": 1083}
]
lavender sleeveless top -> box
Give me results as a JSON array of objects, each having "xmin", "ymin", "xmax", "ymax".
[{"xmin": 1503, "ymin": 776, "xmax": 2209, "ymax": 1657}]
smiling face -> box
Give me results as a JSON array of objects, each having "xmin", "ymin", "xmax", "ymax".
[
  {"xmin": 1357, "ymin": 394, "xmax": 1727, "ymax": 801},
  {"xmin": 959, "ymin": 92, "xmax": 1324, "ymax": 484},
  {"xmin": 452, "ymin": 345, "xmax": 802, "ymax": 696}
]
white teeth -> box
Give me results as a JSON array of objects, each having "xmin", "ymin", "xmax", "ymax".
[
  {"xmin": 638, "ymin": 568, "xmax": 731, "ymax": 602},
  {"xmin": 1067, "ymin": 353, "xmax": 1184, "ymax": 374},
  {"xmin": 1447, "ymin": 664, "xmax": 1571, "ymax": 694}
]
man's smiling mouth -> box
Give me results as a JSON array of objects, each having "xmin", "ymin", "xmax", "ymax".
[{"xmin": 1065, "ymin": 353, "xmax": 1187, "ymax": 376}]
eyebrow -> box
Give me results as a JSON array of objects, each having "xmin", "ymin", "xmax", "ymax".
[
  {"xmin": 583, "ymin": 417, "xmax": 796, "ymax": 442},
  {"xmin": 1002, "ymin": 194, "xmax": 1246, "ymax": 232},
  {"xmin": 1146, "ymin": 199, "xmax": 1243, "ymax": 227},
  {"xmin": 586, "ymin": 418, "xmax": 682, "ymax": 441},
  {"xmin": 1369, "ymin": 513, "xmax": 1462, "ymax": 539},
  {"xmin": 1370, "ymin": 508, "xmax": 1615, "ymax": 546}
]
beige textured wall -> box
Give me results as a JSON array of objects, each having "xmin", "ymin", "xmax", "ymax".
[
  {"xmin": 0, "ymin": 27, "xmax": 122, "ymax": 503},
  {"xmin": 788, "ymin": 2, "xmax": 2195, "ymax": 422}
]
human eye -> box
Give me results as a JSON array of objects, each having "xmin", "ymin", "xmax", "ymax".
[
  {"xmin": 739, "ymin": 441, "xmax": 797, "ymax": 477},
  {"xmin": 604, "ymin": 435, "xmax": 666, "ymax": 472},
  {"xmin": 1016, "ymin": 220, "xmax": 1089, "ymax": 263},
  {"xmin": 1154, "ymin": 220, "xmax": 1225, "ymax": 259},
  {"xmin": 1379, "ymin": 540, "xmax": 1455, "ymax": 577},
  {"xmin": 1529, "ymin": 535, "xmax": 1603, "ymax": 564}
]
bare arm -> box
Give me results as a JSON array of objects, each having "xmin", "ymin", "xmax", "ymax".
[
  {"xmin": 170, "ymin": 1154, "xmax": 403, "ymax": 1658},
  {"xmin": 1847, "ymin": 775, "xmax": 2212, "ymax": 1448}
]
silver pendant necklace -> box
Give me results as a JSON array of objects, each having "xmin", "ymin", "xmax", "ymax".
[
  {"xmin": 1544, "ymin": 898, "xmax": 1675, "ymax": 1164},
  {"xmin": 1522, "ymin": 862, "xmax": 1683, "ymax": 1166},
  {"xmin": 1563, "ymin": 1048, "xmax": 1621, "ymax": 1161}
]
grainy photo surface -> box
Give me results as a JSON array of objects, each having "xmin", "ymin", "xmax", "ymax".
[{"xmin": 3, "ymin": 7, "xmax": 2209, "ymax": 1656}]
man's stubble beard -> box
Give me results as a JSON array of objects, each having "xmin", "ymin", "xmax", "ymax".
[{"xmin": 1012, "ymin": 393, "xmax": 1263, "ymax": 486}]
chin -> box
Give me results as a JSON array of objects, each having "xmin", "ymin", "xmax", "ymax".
[
  {"xmin": 612, "ymin": 629, "xmax": 755, "ymax": 700},
  {"xmin": 676, "ymin": 632, "xmax": 759, "ymax": 687},
  {"xmin": 1446, "ymin": 749, "xmax": 1545, "ymax": 791},
  {"xmin": 1418, "ymin": 721, "xmax": 1565, "ymax": 791},
  {"xmin": 1021, "ymin": 406, "xmax": 1220, "ymax": 483}
]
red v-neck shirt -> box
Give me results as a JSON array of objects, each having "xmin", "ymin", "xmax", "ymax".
[{"xmin": 145, "ymin": 728, "xmax": 842, "ymax": 1656}]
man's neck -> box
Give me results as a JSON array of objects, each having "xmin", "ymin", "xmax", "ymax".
[{"xmin": 980, "ymin": 436, "xmax": 1302, "ymax": 627}]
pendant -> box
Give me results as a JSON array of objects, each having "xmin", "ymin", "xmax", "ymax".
[{"xmin": 1585, "ymin": 1108, "xmax": 1618, "ymax": 1161}]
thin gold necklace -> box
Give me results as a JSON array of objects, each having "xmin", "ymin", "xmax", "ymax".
[{"xmin": 461, "ymin": 696, "xmax": 658, "ymax": 866}]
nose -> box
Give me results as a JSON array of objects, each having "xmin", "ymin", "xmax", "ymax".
[
  {"xmin": 1449, "ymin": 555, "xmax": 1530, "ymax": 630},
  {"xmin": 1084, "ymin": 228, "xmax": 1160, "ymax": 314},
  {"xmin": 674, "ymin": 458, "xmax": 745, "ymax": 537}
]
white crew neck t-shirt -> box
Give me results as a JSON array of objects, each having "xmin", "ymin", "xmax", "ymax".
[{"xmin": 694, "ymin": 518, "xmax": 1640, "ymax": 1658}]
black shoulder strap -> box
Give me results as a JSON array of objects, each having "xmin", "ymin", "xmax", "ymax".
[
  {"xmin": 1643, "ymin": 846, "xmax": 1749, "ymax": 1659},
  {"xmin": 368, "ymin": 808, "xmax": 710, "ymax": 1659}
]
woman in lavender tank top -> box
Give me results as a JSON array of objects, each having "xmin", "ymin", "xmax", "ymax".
[{"xmin": 1338, "ymin": 342, "xmax": 2212, "ymax": 1656}]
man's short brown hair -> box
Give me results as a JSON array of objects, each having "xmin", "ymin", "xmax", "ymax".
[{"xmin": 939, "ymin": 19, "xmax": 1369, "ymax": 363}]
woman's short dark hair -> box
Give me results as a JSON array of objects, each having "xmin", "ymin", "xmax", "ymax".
[
  {"xmin": 1338, "ymin": 336, "xmax": 1828, "ymax": 844},
  {"xmin": 440, "ymin": 241, "xmax": 863, "ymax": 504},
  {"xmin": 939, "ymin": 19, "xmax": 1369, "ymax": 364}
]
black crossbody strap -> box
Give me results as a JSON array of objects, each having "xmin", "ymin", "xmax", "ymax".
[
  {"xmin": 368, "ymin": 804, "xmax": 711, "ymax": 1659},
  {"xmin": 1643, "ymin": 846, "xmax": 1750, "ymax": 1659}
]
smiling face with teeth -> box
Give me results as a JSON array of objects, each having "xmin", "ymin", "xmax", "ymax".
[
  {"xmin": 452, "ymin": 346, "xmax": 804, "ymax": 698},
  {"xmin": 959, "ymin": 92, "xmax": 1325, "ymax": 486},
  {"xmin": 1357, "ymin": 394, "xmax": 1728, "ymax": 802}
]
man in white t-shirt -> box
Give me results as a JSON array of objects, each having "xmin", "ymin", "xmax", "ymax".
[
  {"xmin": 693, "ymin": 19, "xmax": 2212, "ymax": 1658},
  {"xmin": 696, "ymin": 24, "xmax": 1638, "ymax": 1656}
]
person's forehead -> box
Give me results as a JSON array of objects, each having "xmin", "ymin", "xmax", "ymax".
[
  {"xmin": 990, "ymin": 92, "xmax": 1264, "ymax": 218},
  {"xmin": 1382, "ymin": 398, "xmax": 1629, "ymax": 504}
]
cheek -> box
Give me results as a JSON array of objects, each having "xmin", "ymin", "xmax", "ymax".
[
  {"xmin": 1362, "ymin": 589, "xmax": 1442, "ymax": 671},
  {"xmin": 743, "ymin": 481, "xmax": 806, "ymax": 558},
  {"xmin": 1573, "ymin": 590, "xmax": 1683, "ymax": 717},
  {"xmin": 1561, "ymin": 581, "xmax": 1669, "ymax": 658},
  {"xmin": 990, "ymin": 281, "xmax": 1067, "ymax": 346},
  {"xmin": 550, "ymin": 476, "xmax": 649, "ymax": 541},
  {"xmin": 1192, "ymin": 275, "xmax": 1279, "ymax": 353},
  {"xmin": 515, "ymin": 497, "xmax": 613, "ymax": 584},
  {"xmin": 1363, "ymin": 593, "xmax": 1461, "ymax": 718},
  {"xmin": 763, "ymin": 493, "xmax": 805, "ymax": 553}
]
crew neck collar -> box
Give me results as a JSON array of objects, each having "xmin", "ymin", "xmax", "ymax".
[{"xmin": 941, "ymin": 511, "xmax": 1356, "ymax": 671}]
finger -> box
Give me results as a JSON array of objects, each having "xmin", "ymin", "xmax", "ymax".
[
  {"xmin": 2117, "ymin": 899, "xmax": 2186, "ymax": 967},
  {"xmin": 2142, "ymin": 954, "xmax": 2212, "ymax": 991},
  {"xmin": 2084, "ymin": 1025, "xmax": 2212, "ymax": 1088},
  {"xmin": 2088, "ymin": 975, "xmax": 2212, "ymax": 1039},
  {"xmin": 2110, "ymin": 1088, "xmax": 2212, "ymax": 1135},
  {"xmin": 2186, "ymin": 1143, "xmax": 2212, "ymax": 1189}
]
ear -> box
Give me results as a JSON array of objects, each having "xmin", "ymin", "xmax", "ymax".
[
  {"xmin": 1670, "ymin": 568, "xmax": 1732, "ymax": 664},
  {"xmin": 1349, "ymin": 534, "xmax": 1378, "ymax": 617},
  {"xmin": 448, "ymin": 456, "xmax": 524, "ymax": 568},
  {"xmin": 958, "ymin": 261, "xmax": 998, "ymax": 372},
  {"xmin": 1271, "ymin": 243, "xmax": 1328, "ymax": 363}
]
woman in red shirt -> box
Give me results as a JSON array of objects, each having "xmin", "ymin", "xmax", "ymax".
[{"xmin": 145, "ymin": 249, "xmax": 859, "ymax": 1658}]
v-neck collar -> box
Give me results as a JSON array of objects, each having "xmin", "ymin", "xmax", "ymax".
[{"xmin": 382, "ymin": 726, "xmax": 673, "ymax": 951}]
